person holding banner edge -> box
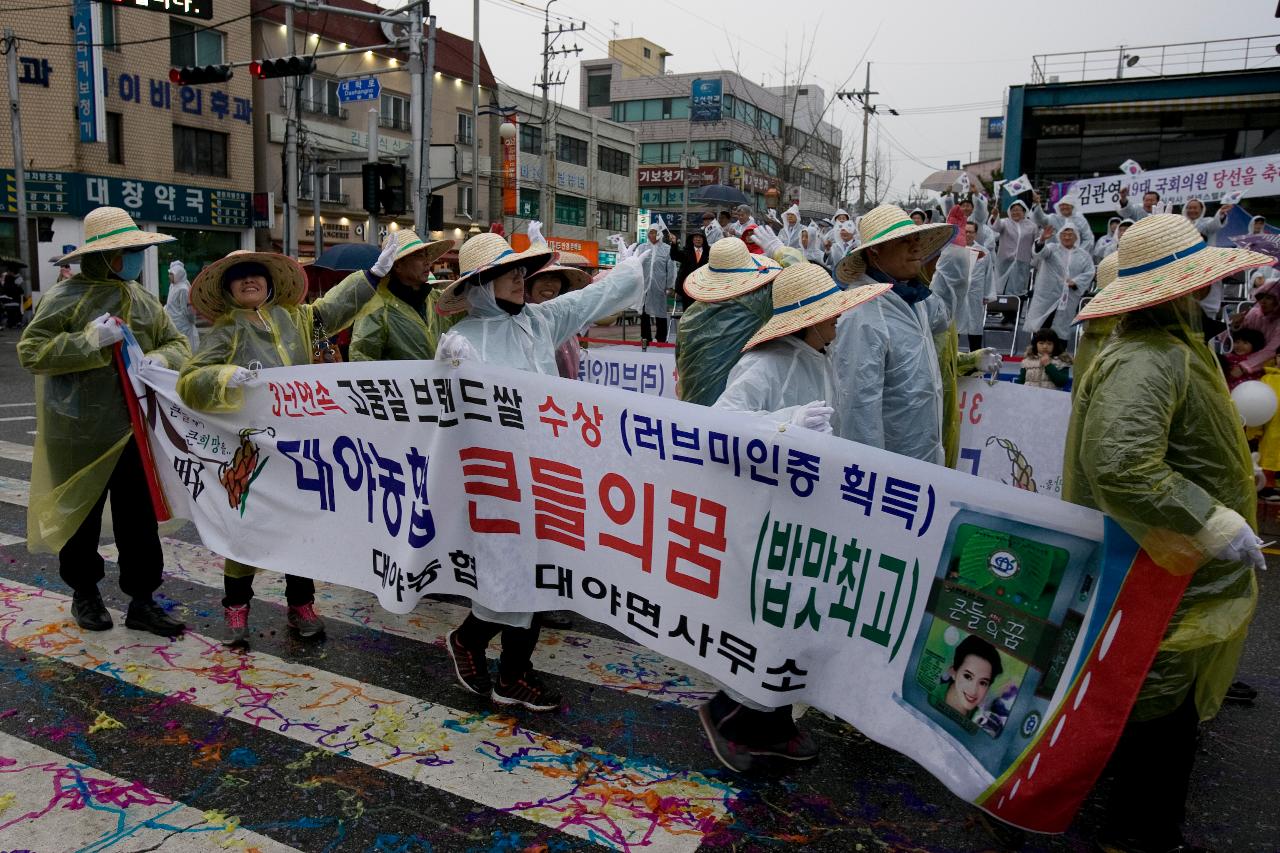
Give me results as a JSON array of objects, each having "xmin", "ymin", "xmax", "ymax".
[
  {"xmin": 348, "ymin": 229, "xmax": 456, "ymax": 363},
  {"xmin": 1065, "ymin": 214, "xmax": 1271, "ymax": 853},
  {"xmin": 179, "ymin": 240, "xmax": 388, "ymax": 645},
  {"xmin": 18, "ymin": 206, "xmax": 191, "ymax": 638}
]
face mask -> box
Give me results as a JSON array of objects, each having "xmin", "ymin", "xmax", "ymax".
[{"xmin": 112, "ymin": 250, "xmax": 145, "ymax": 282}]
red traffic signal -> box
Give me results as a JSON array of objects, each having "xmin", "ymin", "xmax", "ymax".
[
  {"xmin": 168, "ymin": 65, "xmax": 233, "ymax": 86},
  {"xmin": 250, "ymin": 56, "xmax": 317, "ymax": 79}
]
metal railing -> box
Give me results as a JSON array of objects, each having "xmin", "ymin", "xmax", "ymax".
[
  {"xmin": 378, "ymin": 115, "xmax": 410, "ymax": 131},
  {"xmin": 1031, "ymin": 35, "xmax": 1280, "ymax": 84},
  {"xmin": 299, "ymin": 190, "xmax": 350, "ymax": 206},
  {"xmin": 301, "ymin": 98, "xmax": 349, "ymax": 120}
]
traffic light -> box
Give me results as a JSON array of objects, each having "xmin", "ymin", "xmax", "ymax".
[
  {"xmin": 250, "ymin": 56, "xmax": 317, "ymax": 79},
  {"xmin": 362, "ymin": 162, "xmax": 407, "ymax": 217},
  {"xmin": 169, "ymin": 65, "xmax": 233, "ymax": 85}
]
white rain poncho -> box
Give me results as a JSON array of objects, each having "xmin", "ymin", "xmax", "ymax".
[
  {"xmin": 941, "ymin": 193, "xmax": 995, "ymax": 249},
  {"xmin": 777, "ymin": 204, "xmax": 803, "ymax": 249},
  {"xmin": 635, "ymin": 236, "xmax": 674, "ymax": 318},
  {"xmin": 715, "ymin": 335, "xmax": 836, "ymax": 428},
  {"xmin": 800, "ymin": 223, "xmax": 825, "ymax": 264},
  {"xmin": 1183, "ymin": 198, "xmax": 1227, "ymax": 242},
  {"xmin": 990, "ymin": 203, "xmax": 1038, "ymax": 297},
  {"xmin": 1025, "ymin": 227, "xmax": 1096, "ymax": 340},
  {"xmin": 952, "ymin": 244, "xmax": 996, "ymax": 337},
  {"xmin": 1092, "ymin": 218, "xmax": 1122, "ymax": 263},
  {"xmin": 704, "ymin": 219, "xmax": 725, "ymax": 245},
  {"xmin": 826, "ymin": 222, "xmax": 858, "ymax": 269},
  {"xmin": 164, "ymin": 259, "xmax": 200, "ymax": 350},
  {"xmin": 831, "ymin": 273, "xmax": 950, "ymax": 464},
  {"xmin": 1031, "ymin": 193, "xmax": 1095, "ymax": 252}
]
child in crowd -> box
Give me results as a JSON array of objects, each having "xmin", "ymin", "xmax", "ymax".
[
  {"xmin": 1016, "ymin": 329, "xmax": 1072, "ymax": 390},
  {"xmin": 1220, "ymin": 328, "xmax": 1266, "ymax": 390}
]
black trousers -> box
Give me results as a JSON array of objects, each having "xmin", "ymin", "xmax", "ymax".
[
  {"xmin": 1102, "ymin": 689, "xmax": 1200, "ymax": 848},
  {"xmin": 640, "ymin": 313, "xmax": 668, "ymax": 345},
  {"xmin": 457, "ymin": 611, "xmax": 542, "ymax": 681},
  {"xmin": 222, "ymin": 573, "xmax": 316, "ymax": 608},
  {"xmin": 58, "ymin": 440, "xmax": 162, "ymax": 602},
  {"xmin": 967, "ymin": 334, "xmax": 984, "ymax": 353}
]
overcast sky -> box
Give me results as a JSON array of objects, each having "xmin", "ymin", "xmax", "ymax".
[{"xmin": 392, "ymin": 0, "xmax": 1279, "ymax": 203}]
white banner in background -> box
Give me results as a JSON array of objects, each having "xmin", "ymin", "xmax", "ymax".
[
  {"xmin": 577, "ymin": 345, "xmax": 677, "ymax": 398},
  {"xmin": 956, "ymin": 377, "xmax": 1072, "ymax": 499},
  {"xmin": 1052, "ymin": 153, "xmax": 1280, "ymax": 214}
]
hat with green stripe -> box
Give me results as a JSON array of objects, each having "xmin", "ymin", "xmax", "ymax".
[
  {"xmin": 743, "ymin": 262, "xmax": 889, "ymax": 350},
  {"xmin": 55, "ymin": 206, "xmax": 176, "ymax": 264},
  {"xmin": 834, "ymin": 204, "xmax": 957, "ymax": 285},
  {"xmin": 386, "ymin": 228, "xmax": 455, "ymax": 271}
]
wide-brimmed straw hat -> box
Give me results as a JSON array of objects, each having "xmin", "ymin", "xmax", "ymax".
[
  {"xmin": 436, "ymin": 232, "xmax": 554, "ymax": 315},
  {"xmin": 527, "ymin": 261, "xmax": 591, "ymax": 291},
  {"xmin": 55, "ymin": 207, "xmax": 175, "ymax": 264},
  {"xmin": 834, "ymin": 204, "xmax": 957, "ymax": 284},
  {"xmin": 1095, "ymin": 253, "xmax": 1119, "ymax": 291},
  {"xmin": 1075, "ymin": 214, "xmax": 1273, "ymax": 322},
  {"xmin": 684, "ymin": 237, "xmax": 783, "ymax": 302},
  {"xmin": 743, "ymin": 262, "xmax": 890, "ymax": 350},
  {"xmin": 386, "ymin": 228, "xmax": 454, "ymax": 270},
  {"xmin": 191, "ymin": 250, "xmax": 307, "ymax": 320}
]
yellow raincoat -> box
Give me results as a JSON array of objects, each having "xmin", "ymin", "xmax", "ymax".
[
  {"xmin": 1064, "ymin": 297, "xmax": 1256, "ymax": 721},
  {"xmin": 178, "ymin": 269, "xmax": 375, "ymax": 413},
  {"xmin": 349, "ymin": 278, "xmax": 437, "ymax": 362},
  {"xmin": 17, "ymin": 252, "xmax": 191, "ymax": 553}
]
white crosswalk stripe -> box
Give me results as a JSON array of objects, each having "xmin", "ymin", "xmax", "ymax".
[{"xmin": 0, "ymin": 439, "xmax": 33, "ymax": 462}]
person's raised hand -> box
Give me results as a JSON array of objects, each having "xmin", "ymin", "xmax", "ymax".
[{"xmin": 371, "ymin": 232, "xmax": 399, "ymax": 278}]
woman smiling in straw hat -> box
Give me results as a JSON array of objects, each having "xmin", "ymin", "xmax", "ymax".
[
  {"xmin": 179, "ymin": 237, "xmax": 393, "ymax": 646},
  {"xmin": 437, "ymin": 230, "xmax": 644, "ymax": 713},
  {"xmin": 18, "ymin": 206, "xmax": 191, "ymax": 638},
  {"xmin": 349, "ymin": 229, "xmax": 455, "ymax": 362},
  {"xmin": 1065, "ymin": 214, "xmax": 1272, "ymax": 853}
]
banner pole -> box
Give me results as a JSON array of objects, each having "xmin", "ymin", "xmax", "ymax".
[{"xmin": 112, "ymin": 342, "xmax": 172, "ymax": 523}]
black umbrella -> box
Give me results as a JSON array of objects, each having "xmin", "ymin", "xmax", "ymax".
[
  {"xmin": 311, "ymin": 242, "xmax": 380, "ymax": 271},
  {"xmin": 691, "ymin": 184, "xmax": 750, "ymax": 208}
]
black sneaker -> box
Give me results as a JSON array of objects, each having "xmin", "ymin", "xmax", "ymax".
[
  {"xmin": 749, "ymin": 729, "xmax": 819, "ymax": 762},
  {"xmin": 697, "ymin": 703, "xmax": 754, "ymax": 773},
  {"xmin": 445, "ymin": 628, "xmax": 491, "ymax": 696},
  {"xmin": 1225, "ymin": 680, "xmax": 1258, "ymax": 704},
  {"xmin": 539, "ymin": 611, "xmax": 573, "ymax": 629},
  {"xmin": 70, "ymin": 594, "xmax": 112, "ymax": 631},
  {"xmin": 491, "ymin": 671, "xmax": 562, "ymax": 712},
  {"xmin": 124, "ymin": 599, "xmax": 185, "ymax": 638}
]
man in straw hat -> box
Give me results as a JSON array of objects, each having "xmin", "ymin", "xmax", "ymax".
[
  {"xmin": 349, "ymin": 229, "xmax": 455, "ymax": 362},
  {"xmin": 829, "ymin": 204, "xmax": 957, "ymax": 465},
  {"xmin": 179, "ymin": 238, "xmax": 392, "ymax": 644},
  {"xmin": 675, "ymin": 237, "xmax": 784, "ymax": 406},
  {"xmin": 435, "ymin": 230, "xmax": 645, "ymax": 712},
  {"xmin": 1066, "ymin": 214, "xmax": 1271, "ymax": 853},
  {"xmin": 18, "ymin": 206, "xmax": 191, "ymax": 637},
  {"xmin": 697, "ymin": 262, "xmax": 889, "ymax": 771}
]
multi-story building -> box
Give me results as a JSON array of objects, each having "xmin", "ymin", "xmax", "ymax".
[
  {"xmin": 497, "ymin": 84, "xmax": 637, "ymax": 262},
  {"xmin": 1, "ymin": 0, "xmax": 256, "ymax": 297},
  {"xmin": 578, "ymin": 38, "xmax": 842, "ymax": 232},
  {"xmin": 251, "ymin": 0, "xmax": 496, "ymax": 268}
]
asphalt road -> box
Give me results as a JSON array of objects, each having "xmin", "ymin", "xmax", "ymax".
[{"xmin": 0, "ymin": 324, "xmax": 1275, "ymax": 853}]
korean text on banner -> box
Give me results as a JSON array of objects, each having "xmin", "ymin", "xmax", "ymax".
[
  {"xmin": 956, "ymin": 377, "xmax": 1072, "ymax": 500},
  {"xmin": 578, "ymin": 345, "xmax": 677, "ymax": 398},
  {"xmin": 133, "ymin": 359, "xmax": 1186, "ymax": 834},
  {"xmin": 1052, "ymin": 154, "xmax": 1280, "ymax": 213}
]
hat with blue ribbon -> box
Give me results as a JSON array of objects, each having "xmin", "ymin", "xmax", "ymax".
[
  {"xmin": 684, "ymin": 237, "xmax": 783, "ymax": 303},
  {"xmin": 1076, "ymin": 214, "xmax": 1271, "ymax": 322},
  {"xmin": 436, "ymin": 232, "xmax": 555, "ymax": 315},
  {"xmin": 743, "ymin": 262, "xmax": 889, "ymax": 350}
]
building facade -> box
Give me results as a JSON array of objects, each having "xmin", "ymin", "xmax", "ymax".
[
  {"xmin": 1, "ymin": 0, "xmax": 255, "ymax": 297},
  {"xmin": 497, "ymin": 84, "xmax": 637, "ymax": 260}
]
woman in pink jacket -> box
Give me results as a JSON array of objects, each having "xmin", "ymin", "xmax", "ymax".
[{"xmin": 1229, "ymin": 277, "xmax": 1280, "ymax": 381}]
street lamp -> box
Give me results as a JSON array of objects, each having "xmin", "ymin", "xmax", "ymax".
[{"xmin": 498, "ymin": 121, "xmax": 518, "ymax": 238}]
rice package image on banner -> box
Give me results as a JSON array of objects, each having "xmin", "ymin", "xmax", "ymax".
[{"xmin": 895, "ymin": 504, "xmax": 1107, "ymax": 779}]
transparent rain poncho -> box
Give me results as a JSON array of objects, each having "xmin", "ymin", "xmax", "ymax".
[
  {"xmin": 1063, "ymin": 295, "xmax": 1257, "ymax": 721},
  {"xmin": 675, "ymin": 286, "xmax": 774, "ymax": 406},
  {"xmin": 349, "ymin": 278, "xmax": 436, "ymax": 362},
  {"xmin": 178, "ymin": 269, "xmax": 375, "ymax": 413},
  {"xmin": 714, "ymin": 335, "xmax": 837, "ymax": 428},
  {"xmin": 18, "ymin": 252, "xmax": 191, "ymax": 553}
]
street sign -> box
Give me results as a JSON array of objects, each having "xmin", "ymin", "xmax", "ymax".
[
  {"xmin": 691, "ymin": 78, "xmax": 722, "ymax": 123},
  {"xmin": 337, "ymin": 77, "xmax": 381, "ymax": 103},
  {"xmin": 597, "ymin": 250, "xmax": 617, "ymax": 267},
  {"xmin": 946, "ymin": 160, "xmax": 961, "ymax": 171},
  {"xmin": 95, "ymin": 0, "xmax": 213, "ymax": 21}
]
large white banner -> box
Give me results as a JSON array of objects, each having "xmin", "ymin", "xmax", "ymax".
[
  {"xmin": 1051, "ymin": 153, "xmax": 1280, "ymax": 214},
  {"xmin": 132, "ymin": 356, "xmax": 1181, "ymax": 834},
  {"xmin": 957, "ymin": 377, "xmax": 1072, "ymax": 499},
  {"xmin": 576, "ymin": 344, "xmax": 677, "ymax": 398}
]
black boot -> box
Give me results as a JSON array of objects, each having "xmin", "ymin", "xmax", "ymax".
[
  {"xmin": 71, "ymin": 593, "xmax": 113, "ymax": 631},
  {"xmin": 124, "ymin": 598, "xmax": 185, "ymax": 638}
]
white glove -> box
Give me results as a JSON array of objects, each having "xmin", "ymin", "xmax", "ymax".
[
  {"xmin": 789, "ymin": 400, "xmax": 834, "ymax": 434},
  {"xmin": 1255, "ymin": 461, "xmax": 1266, "ymax": 492},
  {"xmin": 1215, "ymin": 523, "xmax": 1266, "ymax": 572},
  {"xmin": 437, "ymin": 330, "xmax": 481, "ymax": 361},
  {"xmin": 86, "ymin": 313, "xmax": 124, "ymax": 349},
  {"xmin": 370, "ymin": 232, "xmax": 399, "ymax": 278},
  {"xmin": 750, "ymin": 225, "xmax": 784, "ymax": 256},
  {"xmin": 767, "ymin": 208, "xmax": 778, "ymax": 223},
  {"xmin": 976, "ymin": 347, "xmax": 1002, "ymax": 374},
  {"xmin": 226, "ymin": 366, "xmax": 257, "ymax": 388},
  {"xmin": 527, "ymin": 220, "xmax": 545, "ymax": 246}
]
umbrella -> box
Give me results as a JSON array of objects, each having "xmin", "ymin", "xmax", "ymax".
[
  {"xmin": 691, "ymin": 184, "xmax": 750, "ymax": 208},
  {"xmin": 312, "ymin": 242, "xmax": 379, "ymax": 271},
  {"xmin": 0, "ymin": 255, "xmax": 28, "ymax": 270},
  {"xmin": 920, "ymin": 169, "xmax": 988, "ymax": 194},
  {"xmin": 1231, "ymin": 233, "xmax": 1280, "ymax": 262}
]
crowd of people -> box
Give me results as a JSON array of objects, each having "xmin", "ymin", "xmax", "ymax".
[{"xmin": 14, "ymin": 181, "xmax": 1277, "ymax": 852}]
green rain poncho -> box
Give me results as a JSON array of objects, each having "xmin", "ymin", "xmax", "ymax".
[
  {"xmin": 349, "ymin": 278, "xmax": 436, "ymax": 362},
  {"xmin": 17, "ymin": 252, "xmax": 191, "ymax": 553},
  {"xmin": 675, "ymin": 286, "xmax": 774, "ymax": 406},
  {"xmin": 178, "ymin": 269, "xmax": 375, "ymax": 413},
  {"xmin": 1063, "ymin": 296, "xmax": 1256, "ymax": 721}
]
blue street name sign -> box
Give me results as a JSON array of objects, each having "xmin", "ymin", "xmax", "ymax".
[{"xmin": 337, "ymin": 77, "xmax": 381, "ymax": 103}]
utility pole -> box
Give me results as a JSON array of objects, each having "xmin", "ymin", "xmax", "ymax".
[
  {"xmin": 3, "ymin": 29, "xmax": 30, "ymax": 296},
  {"xmin": 310, "ymin": 144, "xmax": 323, "ymax": 257},
  {"xmin": 535, "ymin": 1, "xmax": 583, "ymax": 226},
  {"xmin": 367, "ymin": 107, "xmax": 379, "ymax": 245},
  {"xmin": 837, "ymin": 63, "xmax": 896, "ymax": 212},
  {"xmin": 418, "ymin": 14, "xmax": 436, "ymax": 235},
  {"xmin": 284, "ymin": 5, "xmax": 299, "ymax": 256},
  {"xmin": 408, "ymin": 6, "xmax": 422, "ymax": 235},
  {"xmin": 471, "ymin": 0, "xmax": 480, "ymax": 231}
]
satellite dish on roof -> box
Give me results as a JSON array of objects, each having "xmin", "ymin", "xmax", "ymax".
[{"xmin": 381, "ymin": 18, "xmax": 407, "ymax": 44}]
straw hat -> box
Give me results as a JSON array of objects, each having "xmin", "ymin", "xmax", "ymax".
[
  {"xmin": 743, "ymin": 262, "xmax": 890, "ymax": 350},
  {"xmin": 834, "ymin": 204, "xmax": 957, "ymax": 284},
  {"xmin": 387, "ymin": 228, "xmax": 454, "ymax": 269},
  {"xmin": 191, "ymin": 250, "xmax": 307, "ymax": 320},
  {"xmin": 527, "ymin": 260, "xmax": 591, "ymax": 291},
  {"xmin": 684, "ymin": 237, "xmax": 783, "ymax": 303},
  {"xmin": 1075, "ymin": 214, "xmax": 1272, "ymax": 322},
  {"xmin": 436, "ymin": 232, "xmax": 554, "ymax": 315},
  {"xmin": 1095, "ymin": 253, "xmax": 1119, "ymax": 291},
  {"xmin": 55, "ymin": 207, "xmax": 175, "ymax": 263}
]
